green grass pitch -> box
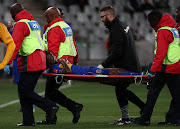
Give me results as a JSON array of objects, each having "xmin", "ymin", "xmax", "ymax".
[{"xmin": 0, "ymin": 80, "xmax": 179, "ymax": 129}]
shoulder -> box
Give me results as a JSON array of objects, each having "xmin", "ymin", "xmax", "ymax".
[
  {"xmin": 0, "ymin": 22, "xmax": 8, "ymax": 32},
  {"xmin": 158, "ymin": 29, "xmax": 173, "ymax": 36},
  {"xmin": 0, "ymin": 22, "xmax": 6, "ymax": 28},
  {"xmin": 112, "ymin": 20, "xmax": 128, "ymax": 32},
  {"xmin": 110, "ymin": 21, "xmax": 128, "ymax": 37},
  {"xmin": 14, "ymin": 22, "xmax": 29, "ymax": 31},
  {"xmin": 0, "ymin": 22, "xmax": 9, "ymax": 36},
  {"xmin": 48, "ymin": 26, "xmax": 64, "ymax": 36}
]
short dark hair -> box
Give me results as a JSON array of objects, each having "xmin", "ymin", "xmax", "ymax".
[
  {"xmin": 100, "ymin": 5, "xmax": 115, "ymax": 17},
  {"xmin": 148, "ymin": 10, "xmax": 162, "ymax": 22}
]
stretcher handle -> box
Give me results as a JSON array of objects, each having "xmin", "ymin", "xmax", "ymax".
[
  {"xmin": 55, "ymin": 75, "xmax": 64, "ymax": 84},
  {"xmin": 134, "ymin": 75, "xmax": 143, "ymax": 85}
]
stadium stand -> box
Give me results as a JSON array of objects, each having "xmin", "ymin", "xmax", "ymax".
[{"xmin": 38, "ymin": 0, "xmax": 178, "ymax": 67}]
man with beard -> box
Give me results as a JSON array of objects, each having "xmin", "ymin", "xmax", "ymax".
[{"xmin": 97, "ymin": 5, "xmax": 145, "ymax": 125}]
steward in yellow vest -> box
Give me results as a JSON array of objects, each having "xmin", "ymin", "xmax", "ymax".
[
  {"xmin": 131, "ymin": 10, "xmax": 180, "ymax": 127},
  {"xmin": 8, "ymin": 9, "xmax": 46, "ymax": 72},
  {"xmin": 150, "ymin": 13, "xmax": 180, "ymax": 74},
  {"xmin": 43, "ymin": 17, "xmax": 78, "ymax": 64}
]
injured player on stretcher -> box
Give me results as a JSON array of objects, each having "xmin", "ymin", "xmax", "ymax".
[{"xmin": 46, "ymin": 51, "xmax": 142, "ymax": 76}]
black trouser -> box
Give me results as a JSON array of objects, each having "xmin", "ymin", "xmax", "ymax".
[
  {"xmin": 115, "ymin": 81, "xmax": 145, "ymax": 110},
  {"xmin": 45, "ymin": 76, "xmax": 80, "ymax": 120},
  {"xmin": 103, "ymin": 81, "xmax": 145, "ymax": 114},
  {"xmin": 142, "ymin": 72, "xmax": 180, "ymax": 122},
  {"xmin": 18, "ymin": 71, "xmax": 56, "ymax": 125}
]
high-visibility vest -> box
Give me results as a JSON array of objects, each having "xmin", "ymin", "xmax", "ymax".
[
  {"xmin": 43, "ymin": 21, "xmax": 77, "ymax": 59},
  {"xmin": 155, "ymin": 26, "xmax": 180, "ymax": 65},
  {"xmin": 177, "ymin": 26, "xmax": 180, "ymax": 31},
  {"xmin": 17, "ymin": 19, "xmax": 44, "ymax": 56}
]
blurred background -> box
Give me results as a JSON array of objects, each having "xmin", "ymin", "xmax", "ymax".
[{"xmin": 0, "ymin": 0, "xmax": 179, "ymax": 78}]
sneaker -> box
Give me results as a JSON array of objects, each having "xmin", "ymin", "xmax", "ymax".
[
  {"xmin": 131, "ymin": 116, "xmax": 150, "ymax": 126},
  {"xmin": 109, "ymin": 118, "xmax": 131, "ymax": 125}
]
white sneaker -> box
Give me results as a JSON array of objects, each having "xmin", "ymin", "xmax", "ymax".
[{"xmin": 109, "ymin": 118, "xmax": 131, "ymax": 125}]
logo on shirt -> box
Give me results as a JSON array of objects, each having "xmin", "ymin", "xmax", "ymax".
[
  {"xmin": 63, "ymin": 27, "xmax": 73, "ymax": 37},
  {"xmin": 124, "ymin": 26, "xmax": 130, "ymax": 33},
  {"xmin": 171, "ymin": 28, "xmax": 179, "ymax": 38},
  {"xmin": 28, "ymin": 22, "xmax": 41, "ymax": 31},
  {"xmin": 96, "ymin": 69, "xmax": 102, "ymax": 74},
  {"xmin": 53, "ymin": 69, "xmax": 59, "ymax": 73}
]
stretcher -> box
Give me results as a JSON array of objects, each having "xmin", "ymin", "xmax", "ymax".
[{"xmin": 42, "ymin": 73, "xmax": 154, "ymax": 84}]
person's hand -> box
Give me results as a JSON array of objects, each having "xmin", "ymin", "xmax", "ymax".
[
  {"xmin": 148, "ymin": 73, "xmax": 153, "ymax": 79},
  {"xmin": 62, "ymin": 58, "xmax": 70, "ymax": 64},
  {"xmin": 97, "ymin": 64, "xmax": 104, "ymax": 69},
  {"xmin": 4, "ymin": 65, "xmax": 10, "ymax": 74}
]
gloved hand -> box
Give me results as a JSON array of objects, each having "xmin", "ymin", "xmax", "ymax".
[
  {"xmin": 97, "ymin": 64, "xmax": 104, "ymax": 69},
  {"xmin": 148, "ymin": 73, "xmax": 153, "ymax": 79},
  {"xmin": 4, "ymin": 65, "xmax": 10, "ymax": 74}
]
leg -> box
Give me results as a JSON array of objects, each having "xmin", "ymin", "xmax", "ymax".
[
  {"xmin": 45, "ymin": 76, "xmax": 82, "ymax": 111},
  {"xmin": 143, "ymin": 73, "xmax": 167, "ymax": 120},
  {"xmin": 127, "ymin": 90, "xmax": 145, "ymax": 115},
  {"xmin": 18, "ymin": 71, "xmax": 57, "ymax": 125},
  {"xmin": 131, "ymin": 72, "xmax": 167, "ymax": 125},
  {"xmin": 165, "ymin": 74, "xmax": 180, "ymax": 125},
  {"xmin": 38, "ymin": 75, "xmax": 83, "ymax": 124},
  {"xmin": 115, "ymin": 82, "xmax": 130, "ymax": 119},
  {"xmin": 109, "ymin": 82, "xmax": 131, "ymax": 125},
  {"xmin": 47, "ymin": 76, "xmax": 83, "ymax": 124}
]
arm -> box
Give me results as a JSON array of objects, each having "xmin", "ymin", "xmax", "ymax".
[
  {"xmin": 47, "ymin": 26, "xmax": 65, "ymax": 59},
  {"xmin": 0, "ymin": 23, "xmax": 15, "ymax": 69},
  {"xmin": 59, "ymin": 59, "xmax": 72, "ymax": 74},
  {"xmin": 106, "ymin": 68, "xmax": 125, "ymax": 75}
]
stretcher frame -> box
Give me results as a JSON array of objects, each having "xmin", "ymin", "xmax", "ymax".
[{"xmin": 42, "ymin": 73, "xmax": 154, "ymax": 84}]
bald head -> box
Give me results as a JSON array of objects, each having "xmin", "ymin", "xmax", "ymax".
[
  {"xmin": 45, "ymin": 7, "xmax": 60, "ymax": 23},
  {"xmin": 10, "ymin": 3, "xmax": 24, "ymax": 20}
]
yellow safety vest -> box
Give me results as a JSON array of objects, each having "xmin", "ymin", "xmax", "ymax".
[
  {"xmin": 17, "ymin": 19, "xmax": 44, "ymax": 56},
  {"xmin": 43, "ymin": 21, "xmax": 77, "ymax": 59},
  {"xmin": 155, "ymin": 26, "xmax": 180, "ymax": 65}
]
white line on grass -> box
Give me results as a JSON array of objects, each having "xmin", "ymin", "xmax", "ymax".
[{"xmin": 0, "ymin": 84, "xmax": 71, "ymax": 109}]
